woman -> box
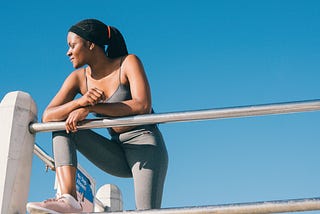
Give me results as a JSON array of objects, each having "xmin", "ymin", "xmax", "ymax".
[{"xmin": 27, "ymin": 19, "xmax": 168, "ymax": 213}]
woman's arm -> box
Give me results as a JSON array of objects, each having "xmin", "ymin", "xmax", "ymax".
[
  {"xmin": 42, "ymin": 69, "xmax": 106, "ymax": 122},
  {"xmin": 42, "ymin": 71, "xmax": 82, "ymax": 122},
  {"xmin": 88, "ymin": 54, "xmax": 152, "ymax": 117}
]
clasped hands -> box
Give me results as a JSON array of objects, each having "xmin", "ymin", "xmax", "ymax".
[{"xmin": 65, "ymin": 88, "xmax": 105, "ymax": 133}]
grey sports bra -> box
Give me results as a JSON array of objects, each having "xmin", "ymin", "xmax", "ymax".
[{"xmin": 84, "ymin": 57, "xmax": 132, "ymax": 104}]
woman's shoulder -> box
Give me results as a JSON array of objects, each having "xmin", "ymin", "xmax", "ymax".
[
  {"xmin": 121, "ymin": 54, "xmax": 146, "ymax": 82},
  {"xmin": 64, "ymin": 67, "xmax": 86, "ymax": 85},
  {"xmin": 123, "ymin": 54, "xmax": 141, "ymax": 63},
  {"xmin": 122, "ymin": 54, "xmax": 143, "ymax": 68},
  {"xmin": 67, "ymin": 67, "xmax": 85, "ymax": 78}
]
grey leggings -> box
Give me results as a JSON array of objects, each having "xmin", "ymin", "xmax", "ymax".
[{"xmin": 52, "ymin": 125, "xmax": 168, "ymax": 210}]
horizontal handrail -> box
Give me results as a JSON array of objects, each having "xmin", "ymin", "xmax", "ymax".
[
  {"xmin": 29, "ymin": 98, "xmax": 320, "ymax": 213},
  {"xmin": 29, "ymin": 99, "xmax": 320, "ymax": 133},
  {"xmin": 101, "ymin": 197, "xmax": 320, "ymax": 214}
]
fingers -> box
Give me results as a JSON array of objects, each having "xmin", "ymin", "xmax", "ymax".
[
  {"xmin": 65, "ymin": 108, "xmax": 90, "ymax": 133},
  {"xmin": 65, "ymin": 112, "xmax": 79, "ymax": 133},
  {"xmin": 86, "ymin": 88, "xmax": 105, "ymax": 105},
  {"xmin": 65, "ymin": 114, "xmax": 78, "ymax": 133},
  {"xmin": 97, "ymin": 88, "xmax": 106, "ymax": 101}
]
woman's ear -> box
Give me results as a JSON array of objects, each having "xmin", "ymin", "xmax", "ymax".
[
  {"xmin": 89, "ymin": 42, "xmax": 95, "ymax": 50},
  {"xmin": 85, "ymin": 41, "xmax": 95, "ymax": 50}
]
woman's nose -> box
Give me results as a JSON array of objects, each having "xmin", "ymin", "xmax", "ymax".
[{"xmin": 66, "ymin": 48, "xmax": 72, "ymax": 56}]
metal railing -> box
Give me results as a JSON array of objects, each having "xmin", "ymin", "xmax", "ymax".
[
  {"xmin": 105, "ymin": 197, "xmax": 320, "ymax": 214},
  {"xmin": 33, "ymin": 144, "xmax": 55, "ymax": 171},
  {"xmin": 29, "ymin": 99, "xmax": 320, "ymax": 213},
  {"xmin": 29, "ymin": 99, "xmax": 320, "ymax": 133}
]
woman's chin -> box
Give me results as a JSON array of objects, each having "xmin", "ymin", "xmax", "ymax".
[
  {"xmin": 74, "ymin": 62, "xmax": 86, "ymax": 69},
  {"xmin": 73, "ymin": 63, "xmax": 81, "ymax": 69}
]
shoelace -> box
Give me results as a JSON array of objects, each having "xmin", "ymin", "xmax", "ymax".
[{"xmin": 43, "ymin": 193, "xmax": 65, "ymax": 203}]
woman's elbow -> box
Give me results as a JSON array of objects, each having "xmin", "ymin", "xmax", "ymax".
[
  {"xmin": 42, "ymin": 112, "xmax": 50, "ymax": 123},
  {"xmin": 138, "ymin": 102, "xmax": 152, "ymax": 115},
  {"xmin": 42, "ymin": 110, "xmax": 55, "ymax": 122}
]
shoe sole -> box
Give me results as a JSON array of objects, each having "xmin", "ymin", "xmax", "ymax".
[{"xmin": 27, "ymin": 204, "xmax": 61, "ymax": 214}]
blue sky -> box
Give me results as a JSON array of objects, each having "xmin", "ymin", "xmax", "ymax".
[{"xmin": 1, "ymin": 0, "xmax": 320, "ymax": 212}]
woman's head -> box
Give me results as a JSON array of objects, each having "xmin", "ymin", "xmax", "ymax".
[{"xmin": 68, "ymin": 19, "xmax": 128, "ymax": 59}]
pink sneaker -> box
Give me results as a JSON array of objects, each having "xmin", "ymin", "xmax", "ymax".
[{"xmin": 26, "ymin": 194, "xmax": 82, "ymax": 214}]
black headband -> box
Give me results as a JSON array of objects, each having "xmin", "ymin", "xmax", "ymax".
[
  {"xmin": 68, "ymin": 19, "xmax": 128, "ymax": 58},
  {"xmin": 68, "ymin": 22, "xmax": 111, "ymax": 47}
]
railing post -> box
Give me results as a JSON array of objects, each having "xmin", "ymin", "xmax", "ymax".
[
  {"xmin": 0, "ymin": 91, "xmax": 37, "ymax": 214},
  {"xmin": 94, "ymin": 184, "xmax": 123, "ymax": 212}
]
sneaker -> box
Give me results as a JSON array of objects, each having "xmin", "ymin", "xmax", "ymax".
[{"xmin": 26, "ymin": 194, "xmax": 82, "ymax": 214}]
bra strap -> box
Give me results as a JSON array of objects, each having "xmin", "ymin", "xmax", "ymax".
[
  {"xmin": 84, "ymin": 67, "xmax": 88, "ymax": 92},
  {"xmin": 118, "ymin": 56, "xmax": 126, "ymax": 84}
]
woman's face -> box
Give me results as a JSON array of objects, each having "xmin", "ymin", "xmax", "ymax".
[{"xmin": 66, "ymin": 32, "xmax": 89, "ymax": 68}]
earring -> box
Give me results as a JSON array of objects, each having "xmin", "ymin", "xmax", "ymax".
[{"xmin": 90, "ymin": 43, "xmax": 94, "ymax": 50}]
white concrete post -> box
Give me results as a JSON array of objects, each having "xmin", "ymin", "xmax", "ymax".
[
  {"xmin": 0, "ymin": 91, "xmax": 37, "ymax": 214},
  {"xmin": 94, "ymin": 184, "xmax": 123, "ymax": 212}
]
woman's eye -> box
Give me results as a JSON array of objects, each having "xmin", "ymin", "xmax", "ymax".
[{"xmin": 68, "ymin": 43, "xmax": 75, "ymax": 49}]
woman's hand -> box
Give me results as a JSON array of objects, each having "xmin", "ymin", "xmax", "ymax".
[
  {"xmin": 65, "ymin": 107, "xmax": 90, "ymax": 133},
  {"xmin": 77, "ymin": 87, "xmax": 106, "ymax": 107}
]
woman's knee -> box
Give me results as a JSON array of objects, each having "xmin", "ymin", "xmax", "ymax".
[{"xmin": 52, "ymin": 131, "xmax": 77, "ymax": 167}]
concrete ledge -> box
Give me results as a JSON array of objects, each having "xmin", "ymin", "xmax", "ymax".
[
  {"xmin": 76, "ymin": 197, "xmax": 320, "ymax": 214},
  {"xmin": 0, "ymin": 91, "xmax": 37, "ymax": 214}
]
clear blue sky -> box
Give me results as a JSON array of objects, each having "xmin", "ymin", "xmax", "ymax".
[{"xmin": 1, "ymin": 0, "xmax": 320, "ymax": 212}]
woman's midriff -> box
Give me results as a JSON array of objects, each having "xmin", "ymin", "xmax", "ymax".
[{"xmin": 111, "ymin": 125, "xmax": 138, "ymax": 134}]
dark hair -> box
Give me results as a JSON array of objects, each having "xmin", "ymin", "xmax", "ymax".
[{"xmin": 68, "ymin": 19, "xmax": 128, "ymax": 58}]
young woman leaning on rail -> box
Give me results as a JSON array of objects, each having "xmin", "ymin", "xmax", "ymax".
[{"xmin": 27, "ymin": 19, "xmax": 168, "ymax": 213}]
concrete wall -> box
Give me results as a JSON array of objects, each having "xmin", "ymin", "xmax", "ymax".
[{"xmin": 0, "ymin": 91, "xmax": 37, "ymax": 214}]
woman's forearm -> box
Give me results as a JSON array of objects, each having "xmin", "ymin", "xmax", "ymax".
[
  {"xmin": 88, "ymin": 100, "xmax": 151, "ymax": 117},
  {"xmin": 42, "ymin": 99, "xmax": 82, "ymax": 122}
]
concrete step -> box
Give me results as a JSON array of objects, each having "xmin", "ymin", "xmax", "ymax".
[{"xmin": 79, "ymin": 197, "xmax": 320, "ymax": 214}]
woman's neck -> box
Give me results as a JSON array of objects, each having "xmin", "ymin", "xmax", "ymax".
[{"xmin": 88, "ymin": 55, "xmax": 116, "ymax": 80}]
